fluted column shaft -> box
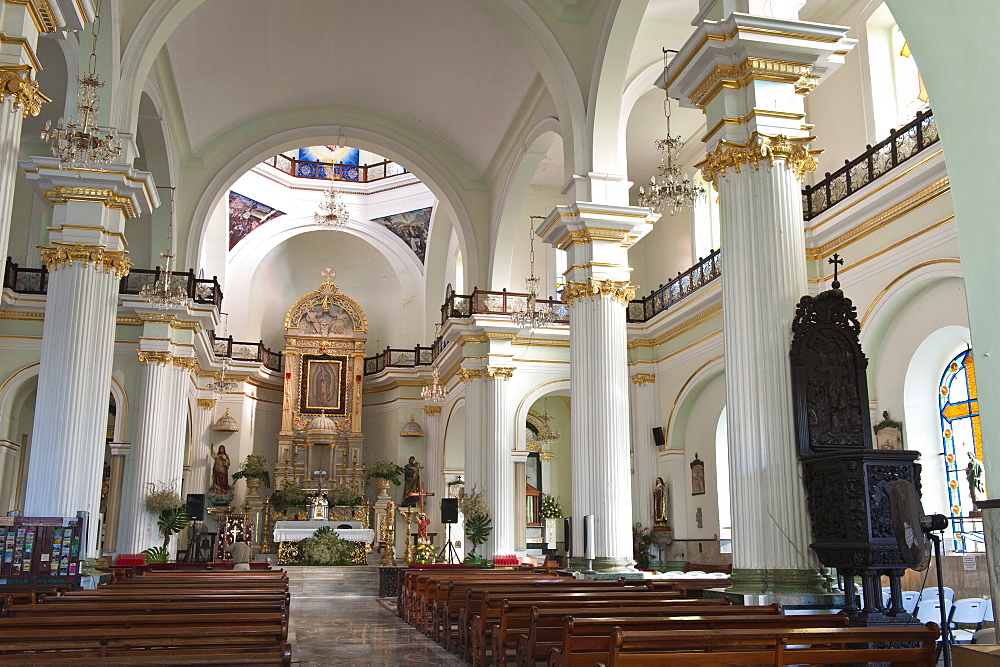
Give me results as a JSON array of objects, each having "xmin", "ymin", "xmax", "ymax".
[
  {"xmin": 188, "ymin": 399, "xmax": 216, "ymax": 495},
  {"xmin": 423, "ymin": 405, "xmax": 445, "ymax": 539},
  {"xmin": 24, "ymin": 259, "xmax": 123, "ymax": 556},
  {"xmin": 462, "ymin": 370, "xmax": 486, "ymax": 495},
  {"xmin": 630, "ymin": 374, "xmax": 658, "ymax": 526},
  {"xmin": 119, "ymin": 354, "xmax": 190, "ymax": 554},
  {"xmin": 483, "ymin": 368, "xmax": 514, "ymax": 557}
]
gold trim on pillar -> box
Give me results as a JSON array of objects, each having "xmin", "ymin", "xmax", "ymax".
[
  {"xmin": 172, "ymin": 356, "xmax": 198, "ymax": 372},
  {"xmin": 631, "ymin": 373, "xmax": 656, "ymax": 386},
  {"xmin": 691, "ymin": 58, "xmax": 813, "ymax": 108},
  {"xmin": 39, "ymin": 243, "xmax": 132, "ymax": 277},
  {"xmin": 3, "ymin": 1, "xmax": 58, "ymax": 33},
  {"xmin": 554, "ymin": 227, "xmax": 631, "ymax": 251},
  {"xmin": 0, "ymin": 64, "xmax": 48, "ymax": 117},
  {"xmin": 42, "ymin": 186, "xmax": 140, "ymax": 220},
  {"xmin": 458, "ymin": 369, "xmax": 483, "ymax": 382},
  {"xmin": 486, "ymin": 367, "xmax": 514, "ymax": 381},
  {"xmin": 423, "ymin": 405, "xmax": 442, "ymax": 415},
  {"xmin": 696, "ymin": 133, "xmax": 821, "ymax": 186},
  {"xmin": 197, "ymin": 398, "xmax": 217, "ymax": 409},
  {"xmin": 561, "ymin": 279, "xmax": 636, "ymax": 306},
  {"xmin": 137, "ymin": 351, "xmax": 172, "ymax": 365}
]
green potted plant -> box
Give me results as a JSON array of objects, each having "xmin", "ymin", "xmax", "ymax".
[
  {"xmin": 268, "ymin": 480, "xmax": 309, "ymax": 517},
  {"xmin": 366, "ymin": 458, "xmax": 405, "ymax": 501},
  {"xmin": 231, "ymin": 454, "xmax": 271, "ymax": 497},
  {"xmin": 460, "ymin": 486, "xmax": 492, "ymax": 566},
  {"xmin": 298, "ymin": 526, "xmax": 356, "ymax": 565},
  {"xmin": 143, "ymin": 483, "xmax": 191, "ymax": 559},
  {"xmin": 327, "ymin": 483, "xmax": 363, "ymax": 508}
]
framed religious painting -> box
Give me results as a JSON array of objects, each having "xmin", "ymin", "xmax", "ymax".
[
  {"xmin": 690, "ymin": 453, "xmax": 706, "ymax": 495},
  {"xmin": 873, "ymin": 410, "xmax": 904, "ymax": 451},
  {"xmin": 299, "ymin": 353, "xmax": 348, "ymax": 416}
]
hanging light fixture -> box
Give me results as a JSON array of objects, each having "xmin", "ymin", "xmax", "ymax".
[
  {"xmin": 512, "ymin": 216, "xmax": 558, "ymax": 330},
  {"xmin": 421, "ymin": 367, "xmax": 447, "ymax": 403},
  {"xmin": 527, "ymin": 399, "xmax": 559, "ymax": 460},
  {"xmin": 139, "ymin": 187, "xmax": 187, "ymax": 309},
  {"xmin": 209, "ymin": 314, "xmax": 240, "ymax": 397},
  {"xmin": 40, "ymin": 0, "xmax": 122, "ymax": 169},
  {"xmin": 314, "ymin": 184, "xmax": 350, "ymax": 229},
  {"xmin": 638, "ymin": 48, "xmax": 705, "ymax": 216}
]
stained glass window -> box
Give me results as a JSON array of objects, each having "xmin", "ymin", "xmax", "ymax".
[{"xmin": 939, "ymin": 349, "xmax": 985, "ymax": 552}]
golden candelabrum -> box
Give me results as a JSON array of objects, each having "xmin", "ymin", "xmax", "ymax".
[
  {"xmin": 380, "ymin": 500, "xmax": 397, "ymax": 566},
  {"xmin": 397, "ymin": 506, "xmax": 420, "ymax": 565}
]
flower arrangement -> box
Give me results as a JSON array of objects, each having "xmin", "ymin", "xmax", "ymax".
[
  {"xmin": 411, "ymin": 543, "xmax": 437, "ymax": 565},
  {"xmin": 460, "ymin": 486, "xmax": 492, "ymax": 564},
  {"xmin": 367, "ymin": 458, "xmax": 405, "ymax": 486},
  {"xmin": 633, "ymin": 522, "xmax": 653, "ymax": 570},
  {"xmin": 144, "ymin": 483, "xmax": 184, "ymax": 515},
  {"xmin": 269, "ymin": 481, "xmax": 309, "ymax": 515},
  {"xmin": 298, "ymin": 526, "xmax": 355, "ymax": 565},
  {"xmin": 231, "ymin": 454, "xmax": 271, "ymax": 488},
  {"xmin": 327, "ymin": 483, "xmax": 363, "ymax": 507},
  {"xmin": 143, "ymin": 483, "xmax": 190, "ymax": 553},
  {"xmin": 538, "ymin": 493, "xmax": 563, "ymax": 519}
]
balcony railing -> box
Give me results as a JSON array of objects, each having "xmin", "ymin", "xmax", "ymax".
[
  {"xmin": 802, "ymin": 109, "xmax": 938, "ymax": 221},
  {"xmin": 363, "ymin": 344, "xmax": 437, "ymax": 376},
  {"xmin": 263, "ymin": 155, "xmax": 408, "ymax": 183},
  {"xmin": 439, "ymin": 288, "xmax": 568, "ymax": 326},
  {"xmin": 627, "ymin": 249, "xmax": 721, "ymax": 323},
  {"xmin": 211, "ymin": 332, "xmax": 283, "ymax": 373},
  {"xmin": 5, "ymin": 258, "xmax": 224, "ymax": 307}
]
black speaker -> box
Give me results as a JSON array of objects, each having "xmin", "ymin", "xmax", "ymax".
[
  {"xmin": 186, "ymin": 493, "xmax": 205, "ymax": 521},
  {"xmin": 441, "ymin": 498, "xmax": 459, "ymax": 524},
  {"xmin": 652, "ymin": 426, "xmax": 665, "ymax": 448}
]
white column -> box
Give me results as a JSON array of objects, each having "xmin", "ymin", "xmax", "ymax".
[
  {"xmin": 119, "ymin": 352, "xmax": 190, "ymax": 555},
  {"xmin": 540, "ymin": 204, "xmax": 656, "ymax": 571},
  {"xmin": 462, "ymin": 369, "xmax": 486, "ymax": 494},
  {"xmin": 630, "ymin": 373, "xmax": 658, "ymax": 527},
  {"xmin": 423, "ymin": 404, "xmax": 445, "ymax": 540},
  {"xmin": 102, "ymin": 443, "xmax": 129, "ymax": 553},
  {"xmin": 670, "ymin": 11, "xmax": 855, "ymax": 593},
  {"xmin": 188, "ymin": 399, "xmax": 216, "ymax": 494},
  {"xmin": 483, "ymin": 367, "xmax": 514, "ymax": 557}
]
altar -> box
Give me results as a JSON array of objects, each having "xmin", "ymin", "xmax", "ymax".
[{"xmin": 273, "ymin": 520, "xmax": 375, "ymax": 544}]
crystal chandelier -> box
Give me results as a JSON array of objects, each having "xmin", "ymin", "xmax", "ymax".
[
  {"xmin": 314, "ymin": 185, "xmax": 350, "ymax": 229},
  {"xmin": 40, "ymin": 0, "xmax": 122, "ymax": 169},
  {"xmin": 421, "ymin": 367, "xmax": 447, "ymax": 403},
  {"xmin": 140, "ymin": 188, "xmax": 187, "ymax": 309},
  {"xmin": 638, "ymin": 49, "xmax": 705, "ymax": 215},
  {"xmin": 527, "ymin": 402, "xmax": 559, "ymax": 461},
  {"xmin": 512, "ymin": 216, "xmax": 558, "ymax": 330},
  {"xmin": 209, "ymin": 313, "xmax": 240, "ymax": 397}
]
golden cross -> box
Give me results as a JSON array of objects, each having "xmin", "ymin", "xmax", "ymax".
[{"xmin": 322, "ymin": 268, "xmax": 336, "ymax": 280}]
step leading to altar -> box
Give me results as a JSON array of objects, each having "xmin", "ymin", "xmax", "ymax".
[{"xmin": 282, "ymin": 565, "xmax": 379, "ymax": 597}]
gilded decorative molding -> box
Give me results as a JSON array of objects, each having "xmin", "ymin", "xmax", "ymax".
[
  {"xmin": 197, "ymin": 398, "xmax": 217, "ymax": 410},
  {"xmin": 691, "ymin": 58, "xmax": 812, "ymax": 107},
  {"xmin": 459, "ymin": 334, "xmax": 489, "ymax": 345},
  {"xmin": 539, "ymin": 452, "xmax": 555, "ymax": 462},
  {"xmin": 4, "ymin": 0, "xmax": 57, "ymax": 32},
  {"xmin": 172, "ymin": 356, "xmax": 198, "ymax": 372},
  {"xmin": 486, "ymin": 366, "xmax": 514, "ymax": 381},
  {"xmin": 561, "ymin": 279, "xmax": 636, "ymax": 306},
  {"xmin": 458, "ymin": 369, "xmax": 483, "ymax": 383},
  {"xmin": 424, "ymin": 405, "xmax": 442, "ymax": 415},
  {"xmin": 555, "ymin": 227, "xmax": 631, "ymax": 250},
  {"xmin": 696, "ymin": 133, "xmax": 821, "ymax": 187},
  {"xmin": 631, "ymin": 373, "xmax": 656, "ymax": 386},
  {"xmin": 137, "ymin": 350, "xmax": 172, "ymax": 365},
  {"xmin": 0, "ymin": 65, "xmax": 48, "ymax": 117},
  {"xmin": 39, "ymin": 243, "xmax": 131, "ymax": 277},
  {"xmin": 42, "ymin": 186, "xmax": 139, "ymax": 220}
]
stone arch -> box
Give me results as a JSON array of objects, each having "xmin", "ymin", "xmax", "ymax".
[
  {"xmin": 443, "ymin": 397, "xmax": 466, "ymax": 472},
  {"xmin": 665, "ymin": 355, "xmax": 725, "ymax": 449},
  {"xmin": 514, "ymin": 378, "xmax": 570, "ymax": 451}
]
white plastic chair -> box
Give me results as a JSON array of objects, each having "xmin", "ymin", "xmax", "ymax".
[
  {"xmin": 985, "ymin": 599, "xmax": 994, "ymax": 623},
  {"xmin": 901, "ymin": 591, "xmax": 920, "ymax": 614},
  {"xmin": 881, "ymin": 589, "xmax": 891, "ymax": 608},
  {"xmin": 949, "ymin": 598, "xmax": 989, "ymax": 643},
  {"xmin": 919, "ymin": 586, "xmax": 955, "ymax": 602},
  {"xmin": 915, "ymin": 598, "xmax": 953, "ymax": 626}
]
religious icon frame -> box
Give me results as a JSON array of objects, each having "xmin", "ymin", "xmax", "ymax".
[
  {"xmin": 299, "ymin": 353, "xmax": 348, "ymax": 416},
  {"xmin": 690, "ymin": 454, "xmax": 706, "ymax": 496},
  {"xmin": 873, "ymin": 410, "xmax": 904, "ymax": 451}
]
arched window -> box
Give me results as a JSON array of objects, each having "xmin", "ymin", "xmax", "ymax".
[
  {"xmin": 939, "ymin": 349, "xmax": 985, "ymax": 552},
  {"xmin": 866, "ymin": 4, "xmax": 929, "ymax": 140}
]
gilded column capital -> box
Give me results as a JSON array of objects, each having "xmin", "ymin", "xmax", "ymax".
[
  {"xmin": 458, "ymin": 369, "xmax": 483, "ymax": 383},
  {"xmin": 0, "ymin": 65, "xmax": 48, "ymax": 118},
  {"xmin": 631, "ymin": 373, "xmax": 656, "ymax": 386},
  {"xmin": 41, "ymin": 186, "xmax": 140, "ymax": 220},
  {"xmin": 39, "ymin": 243, "xmax": 132, "ymax": 277},
  {"xmin": 696, "ymin": 133, "xmax": 821, "ymax": 187},
  {"xmin": 137, "ymin": 350, "xmax": 172, "ymax": 365},
  {"xmin": 423, "ymin": 405, "xmax": 442, "ymax": 415},
  {"xmin": 562, "ymin": 279, "xmax": 636, "ymax": 306},
  {"xmin": 172, "ymin": 356, "xmax": 198, "ymax": 372},
  {"xmin": 486, "ymin": 366, "xmax": 515, "ymax": 381},
  {"xmin": 197, "ymin": 398, "xmax": 217, "ymax": 410}
]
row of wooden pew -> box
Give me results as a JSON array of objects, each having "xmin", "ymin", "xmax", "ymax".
[
  {"xmin": 396, "ymin": 567, "xmax": 942, "ymax": 666},
  {"xmin": 0, "ymin": 568, "xmax": 291, "ymax": 664}
]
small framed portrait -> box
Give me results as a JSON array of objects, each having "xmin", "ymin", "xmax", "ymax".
[
  {"xmin": 690, "ymin": 454, "xmax": 705, "ymax": 496},
  {"xmin": 874, "ymin": 411, "xmax": 904, "ymax": 451}
]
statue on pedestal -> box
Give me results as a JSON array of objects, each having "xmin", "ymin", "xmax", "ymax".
[
  {"xmin": 210, "ymin": 444, "xmax": 232, "ymax": 493},
  {"xmin": 653, "ymin": 477, "xmax": 669, "ymax": 526},
  {"xmin": 401, "ymin": 456, "xmax": 422, "ymax": 506}
]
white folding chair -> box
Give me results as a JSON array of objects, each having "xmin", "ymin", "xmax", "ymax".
[
  {"xmin": 985, "ymin": 599, "xmax": 994, "ymax": 623},
  {"xmin": 949, "ymin": 598, "xmax": 988, "ymax": 643},
  {"xmin": 881, "ymin": 589, "xmax": 891, "ymax": 608},
  {"xmin": 901, "ymin": 591, "xmax": 920, "ymax": 614},
  {"xmin": 915, "ymin": 598, "xmax": 953, "ymax": 626},
  {"xmin": 920, "ymin": 586, "xmax": 955, "ymax": 602}
]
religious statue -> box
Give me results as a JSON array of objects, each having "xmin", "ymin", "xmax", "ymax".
[
  {"xmin": 417, "ymin": 512, "xmax": 430, "ymax": 544},
  {"xmin": 653, "ymin": 477, "xmax": 669, "ymax": 526},
  {"xmin": 967, "ymin": 451, "xmax": 987, "ymax": 503},
  {"xmin": 210, "ymin": 443, "xmax": 232, "ymax": 493},
  {"xmin": 401, "ymin": 456, "xmax": 422, "ymax": 507}
]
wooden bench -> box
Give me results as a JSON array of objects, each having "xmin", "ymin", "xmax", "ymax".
[
  {"xmin": 416, "ymin": 576, "xmax": 581, "ymax": 630},
  {"xmin": 402, "ymin": 570, "xmax": 564, "ymax": 623},
  {"xmin": 548, "ymin": 623, "xmax": 940, "ymax": 666},
  {"xmin": 2, "ymin": 599, "xmax": 290, "ymax": 618}
]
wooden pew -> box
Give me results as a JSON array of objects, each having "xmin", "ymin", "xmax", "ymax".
[
  {"xmin": 401, "ymin": 570, "xmax": 560, "ymax": 623},
  {"xmin": 548, "ymin": 622, "xmax": 940, "ymax": 666},
  {"xmin": 3, "ymin": 599, "xmax": 290, "ymax": 618}
]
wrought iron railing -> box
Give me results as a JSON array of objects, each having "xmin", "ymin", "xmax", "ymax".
[
  {"xmin": 363, "ymin": 344, "xmax": 436, "ymax": 375},
  {"xmin": 211, "ymin": 332, "xmax": 283, "ymax": 373},
  {"xmin": 263, "ymin": 155, "xmax": 408, "ymax": 183},
  {"xmin": 802, "ymin": 109, "xmax": 938, "ymax": 221},
  {"xmin": 627, "ymin": 249, "xmax": 721, "ymax": 323},
  {"xmin": 439, "ymin": 288, "xmax": 568, "ymax": 326},
  {"xmin": 4, "ymin": 257, "xmax": 223, "ymax": 307}
]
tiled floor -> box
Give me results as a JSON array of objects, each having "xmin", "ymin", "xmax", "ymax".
[{"xmin": 289, "ymin": 596, "xmax": 465, "ymax": 666}]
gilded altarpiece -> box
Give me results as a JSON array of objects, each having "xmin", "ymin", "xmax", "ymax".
[{"xmin": 275, "ymin": 273, "xmax": 368, "ymax": 495}]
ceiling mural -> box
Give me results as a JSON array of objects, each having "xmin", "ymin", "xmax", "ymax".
[
  {"xmin": 228, "ymin": 191, "xmax": 287, "ymax": 250},
  {"xmin": 370, "ymin": 207, "xmax": 432, "ymax": 263},
  {"xmin": 296, "ymin": 146, "xmax": 361, "ymax": 180}
]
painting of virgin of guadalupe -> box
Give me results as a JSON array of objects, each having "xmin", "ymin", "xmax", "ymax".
[{"xmin": 301, "ymin": 356, "xmax": 347, "ymax": 414}]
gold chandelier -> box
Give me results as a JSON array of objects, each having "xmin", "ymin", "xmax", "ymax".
[
  {"xmin": 421, "ymin": 367, "xmax": 447, "ymax": 403},
  {"xmin": 314, "ymin": 185, "xmax": 350, "ymax": 229},
  {"xmin": 40, "ymin": 0, "xmax": 122, "ymax": 169},
  {"xmin": 139, "ymin": 188, "xmax": 187, "ymax": 309},
  {"xmin": 512, "ymin": 216, "xmax": 559, "ymax": 330}
]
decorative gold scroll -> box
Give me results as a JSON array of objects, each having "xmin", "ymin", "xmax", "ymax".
[
  {"xmin": 696, "ymin": 133, "xmax": 821, "ymax": 187},
  {"xmin": 137, "ymin": 351, "xmax": 172, "ymax": 365},
  {"xmin": 486, "ymin": 367, "xmax": 515, "ymax": 380},
  {"xmin": 561, "ymin": 279, "xmax": 636, "ymax": 306},
  {"xmin": 39, "ymin": 243, "xmax": 132, "ymax": 277},
  {"xmin": 0, "ymin": 65, "xmax": 48, "ymax": 117},
  {"xmin": 631, "ymin": 373, "xmax": 656, "ymax": 386}
]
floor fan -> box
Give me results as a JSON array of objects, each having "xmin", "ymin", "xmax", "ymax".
[{"xmin": 889, "ymin": 479, "xmax": 951, "ymax": 667}]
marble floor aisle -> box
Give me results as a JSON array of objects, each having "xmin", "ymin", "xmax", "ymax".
[{"xmin": 289, "ymin": 596, "xmax": 465, "ymax": 666}]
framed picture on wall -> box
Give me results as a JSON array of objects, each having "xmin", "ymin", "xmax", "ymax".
[
  {"xmin": 690, "ymin": 454, "xmax": 705, "ymax": 495},
  {"xmin": 874, "ymin": 411, "xmax": 904, "ymax": 451}
]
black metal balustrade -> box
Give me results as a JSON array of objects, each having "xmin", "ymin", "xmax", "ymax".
[
  {"xmin": 802, "ymin": 108, "xmax": 938, "ymax": 221},
  {"xmin": 363, "ymin": 344, "xmax": 437, "ymax": 376},
  {"xmin": 4, "ymin": 257, "xmax": 223, "ymax": 307},
  {"xmin": 263, "ymin": 155, "xmax": 408, "ymax": 183},
  {"xmin": 211, "ymin": 331, "xmax": 283, "ymax": 373},
  {"xmin": 439, "ymin": 288, "xmax": 568, "ymax": 326},
  {"xmin": 627, "ymin": 249, "xmax": 721, "ymax": 323}
]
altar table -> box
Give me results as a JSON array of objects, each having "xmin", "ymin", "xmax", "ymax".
[{"xmin": 273, "ymin": 520, "xmax": 375, "ymax": 544}]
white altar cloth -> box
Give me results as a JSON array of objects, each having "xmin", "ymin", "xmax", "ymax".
[{"xmin": 273, "ymin": 520, "xmax": 375, "ymax": 543}]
